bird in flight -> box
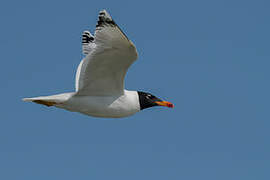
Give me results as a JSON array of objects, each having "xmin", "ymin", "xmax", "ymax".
[{"xmin": 23, "ymin": 10, "xmax": 174, "ymax": 118}]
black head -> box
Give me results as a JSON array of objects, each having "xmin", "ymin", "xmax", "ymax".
[{"xmin": 137, "ymin": 91, "xmax": 174, "ymax": 110}]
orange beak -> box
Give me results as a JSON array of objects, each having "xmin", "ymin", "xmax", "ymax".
[{"xmin": 155, "ymin": 101, "xmax": 174, "ymax": 108}]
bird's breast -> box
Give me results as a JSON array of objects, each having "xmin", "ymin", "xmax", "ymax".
[{"xmin": 63, "ymin": 91, "xmax": 140, "ymax": 118}]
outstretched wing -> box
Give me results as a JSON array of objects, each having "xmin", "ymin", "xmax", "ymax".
[{"xmin": 75, "ymin": 10, "xmax": 138, "ymax": 96}]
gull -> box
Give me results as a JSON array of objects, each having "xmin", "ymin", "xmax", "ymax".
[{"xmin": 23, "ymin": 10, "xmax": 174, "ymax": 118}]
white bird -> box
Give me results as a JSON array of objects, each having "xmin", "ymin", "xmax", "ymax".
[{"xmin": 23, "ymin": 10, "xmax": 173, "ymax": 118}]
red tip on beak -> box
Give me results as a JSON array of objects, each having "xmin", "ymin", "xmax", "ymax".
[
  {"xmin": 167, "ymin": 102, "xmax": 174, "ymax": 108},
  {"xmin": 155, "ymin": 101, "xmax": 174, "ymax": 108}
]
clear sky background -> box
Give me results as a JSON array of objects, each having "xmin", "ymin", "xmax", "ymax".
[{"xmin": 1, "ymin": 0, "xmax": 270, "ymax": 179}]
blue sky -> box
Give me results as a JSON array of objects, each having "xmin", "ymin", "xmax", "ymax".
[{"xmin": 1, "ymin": 0, "xmax": 270, "ymax": 179}]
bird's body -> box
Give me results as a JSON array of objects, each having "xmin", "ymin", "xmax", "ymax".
[
  {"xmin": 60, "ymin": 90, "xmax": 140, "ymax": 118},
  {"xmin": 23, "ymin": 10, "xmax": 173, "ymax": 118}
]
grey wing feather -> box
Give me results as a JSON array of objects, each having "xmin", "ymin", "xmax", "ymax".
[{"xmin": 75, "ymin": 10, "xmax": 138, "ymax": 96}]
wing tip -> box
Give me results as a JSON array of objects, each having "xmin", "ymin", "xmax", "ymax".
[
  {"xmin": 99, "ymin": 9, "xmax": 111, "ymax": 18},
  {"xmin": 82, "ymin": 30, "xmax": 94, "ymax": 44},
  {"xmin": 96, "ymin": 9, "xmax": 116, "ymax": 28}
]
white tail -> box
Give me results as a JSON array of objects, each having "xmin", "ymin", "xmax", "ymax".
[{"xmin": 23, "ymin": 93, "xmax": 74, "ymax": 107}]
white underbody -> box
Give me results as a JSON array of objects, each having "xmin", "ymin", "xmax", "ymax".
[{"xmin": 26, "ymin": 90, "xmax": 140, "ymax": 118}]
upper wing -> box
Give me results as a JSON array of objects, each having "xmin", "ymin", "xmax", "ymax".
[{"xmin": 75, "ymin": 10, "xmax": 138, "ymax": 96}]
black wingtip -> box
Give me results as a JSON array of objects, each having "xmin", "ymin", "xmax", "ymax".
[
  {"xmin": 96, "ymin": 10, "xmax": 116, "ymax": 28},
  {"xmin": 82, "ymin": 31, "xmax": 94, "ymax": 44}
]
